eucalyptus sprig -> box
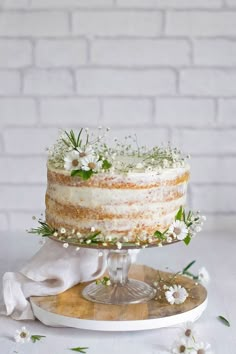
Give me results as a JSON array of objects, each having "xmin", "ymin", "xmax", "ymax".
[
  {"xmin": 31, "ymin": 335, "xmax": 46, "ymax": 343},
  {"xmin": 69, "ymin": 347, "xmax": 89, "ymax": 353},
  {"xmin": 28, "ymin": 220, "xmax": 56, "ymax": 237}
]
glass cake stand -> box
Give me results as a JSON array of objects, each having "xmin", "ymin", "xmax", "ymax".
[
  {"xmin": 51, "ymin": 236, "xmax": 178, "ymax": 305},
  {"xmin": 82, "ymin": 248, "xmax": 156, "ymax": 305}
]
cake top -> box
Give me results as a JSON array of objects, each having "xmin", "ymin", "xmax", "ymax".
[{"xmin": 48, "ymin": 127, "xmax": 189, "ymax": 180}]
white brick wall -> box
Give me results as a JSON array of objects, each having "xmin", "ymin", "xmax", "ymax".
[{"xmin": 0, "ymin": 1, "xmax": 234, "ymax": 233}]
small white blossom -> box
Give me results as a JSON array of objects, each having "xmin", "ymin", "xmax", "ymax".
[
  {"xmin": 76, "ymin": 247, "xmax": 80, "ymax": 251},
  {"xmin": 64, "ymin": 150, "xmax": 81, "ymax": 171},
  {"xmin": 168, "ymin": 220, "xmax": 188, "ymax": 241},
  {"xmin": 90, "ymin": 226, "xmax": 95, "ymax": 232},
  {"xmin": 181, "ymin": 322, "xmax": 197, "ymax": 340},
  {"xmin": 136, "ymin": 162, "xmax": 143, "ymax": 169},
  {"xmin": 63, "ymin": 243, "xmax": 69, "ymax": 248},
  {"xmin": 165, "ymin": 284, "xmax": 188, "ymax": 305},
  {"xmin": 116, "ymin": 241, "xmax": 122, "ymax": 250},
  {"xmin": 172, "ymin": 337, "xmax": 191, "ymax": 354},
  {"xmin": 198, "ymin": 267, "xmax": 210, "ymax": 285},
  {"xmin": 60, "ymin": 227, "xmax": 66, "ymax": 234},
  {"xmin": 14, "ymin": 327, "xmax": 31, "ymax": 344},
  {"xmin": 190, "ymin": 342, "xmax": 213, "ymax": 354}
]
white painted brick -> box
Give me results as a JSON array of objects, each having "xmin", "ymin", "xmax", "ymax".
[
  {"xmin": 0, "ymin": 40, "xmax": 32, "ymax": 68},
  {"xmin": 91, "ymin": 39, "xmax": 190, "ymax": 66},
  {"xmin": 30, "ymin": 0, "xmax": 113, "ymax": 8},
  {"xmin": 0, "ymin": 98, "xmax": 37, "ymax": 126},
  {"xmin": 0, "ymin": 186, "xmax": 45, "ymax": 210},
  {"xmin": 225, "ymin": 0, "xmax": 236, "ymax": 6},
  {"xmin": 202, "ymin": 214, "xmax": 236, "ymax": 232},
  {"xmin": 192, "ymin": 185, "xmax": 236, "ymax": 212},
  {"xmin": 117, "ymin": 0, "xmax": 222, "ymax": 8},
  {"xmin": 102, "ymin": 99, "xmax": 151, "ymax": 126},
  {"xmin": 166, "ymin": 11, "xmax": 236, "ymax": 36},
  {"xmin": 219, "ymin": 99, "xmax": 236, "ymax": 125},
  {"xmin": 191, "ymin": 157, "xmax": 236, "ymax": 183},
  {"xmin": 9, "ymin": 212, "xmax": 45, "ymax": 232},
  {"xmin": 23, "ymin": 69, "xmax": 74, "ymax": 96},
  {"xmin": 35, "ymin": 40, "xmax": 87, "ymax": 68},
  {"xmin": 180, "ymin": 69, "xmax": 236, "ymax": 96},
  {"xmin": 72, "ymin": 11, "xmax": 162, "ymax": 37},
  {"xmin": 105, "ymin": 127, "xmax": 168, "ymax": 148},
  {"xmin": 76, "ymin": 69, "xmax": 176, "ymax": 96},
  {"xmin": 3, "ymin": 128, "xmax": 59, "ymax": 154},
  {"xmin": 0, "ymin": 157, "xmax": 46, "ymax": 183},
  {"xmin": 0, "ymin": 0, "xmax": 30, "ymax": 8},
  {"xmin": 194, "ymin": 39, "xmax": 236, "ymax": 67},
  {"xmin": 155, "ymin": 98, "xmax": 214, "ymax": 126},
  {"xmin": 0, "ymin": 71, "xmax": 20, "ymax": 95},
  {"xmin": 173, "ymin": 129, "xmax": 236, "ymax": 154},
  {"xmin": 0, "ymin": 213, "xmax": 8, "ymax": 231},
  {"xmin": 0, "ymin": 12, "xmax": 69, "ymax": 37},
  {"xmin": 40, "ymin": 98, "xmax": 100, "ymax": 125}
]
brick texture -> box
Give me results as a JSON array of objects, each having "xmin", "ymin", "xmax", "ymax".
[{"xmin": 0, "ymin": 3, "xmax": 234, "ymax": 232}]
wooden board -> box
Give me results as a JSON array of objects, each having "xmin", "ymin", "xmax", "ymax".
[{"xmin": 30, "ymin": 265, "xmax": 208, "ymax": 331}]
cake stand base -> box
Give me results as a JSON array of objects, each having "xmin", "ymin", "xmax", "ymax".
[{"xmin": 30, "ymin": 265, "xmax": 208, "ymax": 332}]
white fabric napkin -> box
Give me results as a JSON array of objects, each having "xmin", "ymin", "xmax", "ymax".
[{"xmin": 2, "ymin": 239, "xmax": 108, "ymax": 320}]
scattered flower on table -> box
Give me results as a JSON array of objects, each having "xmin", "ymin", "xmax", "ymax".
[
  {"xmin": 181, "ymin": 322, "xmax": 197, "ymax": 341},
  {"xmin": 172, "ymin": 337, "xmax": 191, "ymax": 353},
  {"xmin": 197, "ymin": 267, "xmax": 210, "ymax": 285},
  {"xmin": 191, "ymin": 341, "xmax": 213, "ymax": 354},
  {"xmin": 14, "ymin": 327, "xmax": 31, "ymax": 343},
  {"xmin": 165, "ymin": 284, "xmax": 188, "ymax": 305}
]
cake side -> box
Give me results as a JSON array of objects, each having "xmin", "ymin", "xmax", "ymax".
[{"xmin": 46, "ymin": 163, "xmax": 190, "ymax": 242}]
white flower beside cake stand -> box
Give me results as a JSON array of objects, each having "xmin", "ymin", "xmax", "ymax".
[{"xmin": 30, "ymin": 242, "xmax": 208, "ymax": 331}]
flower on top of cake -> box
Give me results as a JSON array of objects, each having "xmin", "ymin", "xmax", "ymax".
[{"xmin": 47, "ymin": 127, "xmax": 189, "ymax": 180}]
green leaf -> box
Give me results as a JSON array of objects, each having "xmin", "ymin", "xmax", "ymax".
[
  {"xmin": 175, "ymin": 206, "xmax": 183, "ymax": 221},
  {"xmin": 31, "ymin": 335, "xmax": 46, "ymax": 343},
  {"xmin": 182, "ymin": 260, "xmax": 196, "ymax": 273},
  {"xmin": 86, "ymin": 231, "xmax": 101, "ymax": 240},
  {"xmin": 217, "ymin": 315, "xmax": 230, "ymax": 327},
  {"xmin": 69, "ymin": 347, "xmax": 89, "ymax": 353},
  {"xmin": 102, "ymin": 159, "xmax": 112, "ymax": 170},
  {"xmin": 154, "ymin": 230, "xmax": 166, "ymax": 240},
  {"xmin": 183, "ymin": 234, "xmax": 191, "ymax": 245},
  {"xmin": 71, "ymin": 169, "xmax": 94, "ymax": 180}
]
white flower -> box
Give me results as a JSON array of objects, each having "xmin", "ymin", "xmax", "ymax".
[
  {"xmin": 197, "ymin": 267, "xmax": 210, "ymax": 285},
  {"xmin": 116, "ymin": 241, "xmax": 122, "ymax": 250},
  {"xmin": 190, "ymin": 342, "xmax": 213, "ymax": 354},
  {"xmin": 14, "ymin": 326, "xmax": 31, "ymax": 343},
  {"xmin": 136, "ymin": 162, "xmax": 143, "ymax": 169},
  {"xmin": 106, "ymin": 280, "xmax": 111, "ymax": 286},
  {"xmin": 90, "ymin": 226, "xmax": 95, "ymax": 232},
  {"xmin": 64, "ymin": 150, "xmax": 81, "ymax": 171},
  {"xmin": 76, "ymin": 247, "xmax": 80, "ymax": 251},
  {"xmin": 165, "ymin": 284, "xmax": 188, "ymax": 305},
  {"xmin": 60, "ymin": 227, "xmax": 66, "ymax": 234},
  {"xmin": 181, "ymin": 322, "xmax": 197, "ymax": 340},
  {"xmin": 169, "ymin": 220, "xmax": 188, "ymax": 241},
  {"xmin": 63, "ymin": 242, "xmax": 69, "ymax": 248},
  {"xmin": 172, "ymin": 337, "xmax": 191, "ymax": 353},
  {"xmin": 81, "ymin": 155, "xmax": 102, "ymax": 172},
  {"xmin": 77, "ymin": 145, "xmax": 94, "ymax": 161}
]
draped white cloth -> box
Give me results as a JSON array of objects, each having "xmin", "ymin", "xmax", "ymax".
[{"xmin": 2, "ymin": 240, "xmax": 108, "ymax": 320}]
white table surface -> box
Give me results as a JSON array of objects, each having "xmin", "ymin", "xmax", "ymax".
[{"xmin": 0, "ymin": 231, "xmax": 235, "ymax": 354}]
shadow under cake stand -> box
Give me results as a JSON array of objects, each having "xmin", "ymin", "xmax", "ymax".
[{"xmin": 30, "ymin": 241, "xmax": 208, "ymax": 331}]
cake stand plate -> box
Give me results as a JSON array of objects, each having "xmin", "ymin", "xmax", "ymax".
[{"xmin": 30, "ymin": 265, "xmax": 207, "ymax": 332}]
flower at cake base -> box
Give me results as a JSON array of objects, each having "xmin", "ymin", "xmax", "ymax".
[
  {"xmin": 165, "ymin": 284, "xmax": 188, "ymax": 305},
  {"xmin": 14, "ymin": 326, "xmax": 31, "ymax": 344},
  {"xmin": 81, "ymin": 155, "xmax": 102, "ymax": 172},
  {"xmin": 64, "ymin": 150, "xmax": 81, "ymax": 171},
  {"xmin": 168, "ymin": 220, "xmax": 188, "ymax": 241}
]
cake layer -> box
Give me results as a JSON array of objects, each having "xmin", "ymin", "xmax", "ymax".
[{"xmin": 46, "ymin": 165, "xmax": 189, "ymax": 241}]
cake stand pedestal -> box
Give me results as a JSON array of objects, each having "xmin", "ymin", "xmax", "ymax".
[{"xmin": 30, "ymin": 264, "xmax": 208, "ymax": 332}]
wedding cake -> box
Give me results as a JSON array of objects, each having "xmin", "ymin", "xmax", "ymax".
[{"xmin": 34, "ymin": 127, "xmax": 204, "ymax": 249}]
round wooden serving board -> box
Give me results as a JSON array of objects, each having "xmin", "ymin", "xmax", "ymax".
[{"xmin": 30, "ymin": 265, "xmax": 207, "ymax": 331}]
